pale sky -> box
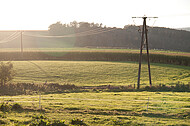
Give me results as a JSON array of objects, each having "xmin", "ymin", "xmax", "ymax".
[{"xmin": 0, "ymin": 0, "xmax": 190, "ymax": 30}]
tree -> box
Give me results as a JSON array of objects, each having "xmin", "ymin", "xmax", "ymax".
[
  {"xmin": 69, "ymin": 21, "xmax": 79, "ymax": 28},
  {"xmin": 48, "ymin": 21, "xmax": 63, "ymax": 35},
  {"xmin": 0, "ymin": 62, "xmax": 15, "ymax": 86},
  {"xmin": 79, "ymin": 22, "xmax": 90, "ymax": 28}
]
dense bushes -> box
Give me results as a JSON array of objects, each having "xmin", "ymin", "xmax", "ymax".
[
  {"xmin": 100, "ymin": 83, "xmax": 190, "ymax": 92},
  {"xmin": 11, "ymin": 103, "xmax": 23, "ymax": 111},
  {"xmin": 0, "ymin": 83, "xmax": 77, "ymax": 95},
  {"xmin": 144, "ymin": 84, "xmax": 190, "ymax": 92},
  {"xmin": 0, "ymin": 51, "xmax": 189, "ymax": 66},
  {"xmin": 70, "ymin": 118, "xmax": 87, "ymax": 126},
  {"xmin": 0, "ymin": 103, "xmax": 23, "ymax": 112},
  {"xmin": 0, "ymin": 83, "xmax": 189, "ymax": 96},
  {"xmin": 30, "ymin": 115, "xmax": 86, "ymax": 126},
  {"xmin": 0, "ymin": 102, "xmax": 11, "ymax": 112}
]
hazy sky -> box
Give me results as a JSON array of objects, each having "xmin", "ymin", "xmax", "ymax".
[{"xmin": 0, "ymin": 0, "xmax": 190, "ymax": 30}]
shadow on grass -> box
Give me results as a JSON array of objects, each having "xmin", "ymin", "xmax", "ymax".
[
  {"xmin": 67, "ymin": 107, "xmax": 138, "ymax": 116},
  {"xmin": 11, "ymin": 107, "xmax": 46, "ymax": 114},
  {"xmin": 142, "ymin": 112, "xmax": 174, "ymax": 118},
  {"xmin": 142, "ymin": 112, "xmax": 190, "ymax": 119},
  {"xmin": 64, "ymin": 106, "xmax": 189, "ymax": 119}
]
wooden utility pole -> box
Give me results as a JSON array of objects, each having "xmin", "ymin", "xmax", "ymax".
[
  {"xmin": 20, "ymin": 31, "xmax": 23, "ymax": 57},
  {"xmin": 132, "ymin": 16, "xmax": 158, "ymax": 89}
]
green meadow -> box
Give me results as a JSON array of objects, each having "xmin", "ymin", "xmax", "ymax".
[
  {"xmin": 0, "ymin": 92, "xmax": 189, "ymax": 125},
  {"xmin": 12, "ymin": 61, "xmax": 190, "ymax": 86},
  {"xmin": 0, "ymin": 48, "xmax": 190, "ymax": 125}
]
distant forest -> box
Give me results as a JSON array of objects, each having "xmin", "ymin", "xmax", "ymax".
[
  {"xmin": 48, "ymin": 21, "xmax": 190, "ymax": 52},
  {"xmin": 0, "ymin": 21, "xmax": 189, "ymax": 52}
]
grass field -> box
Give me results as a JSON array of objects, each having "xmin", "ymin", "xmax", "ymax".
[
  {"xmin": 11, "ymin": 61, "xmax": 190, "ymax": 86},
  {"xmin": 0, "ymin": 92, "xmax": 189, "ymax": 125},
  {"xmin": 0, "ymin": 48, "xmax": 190, "ymax": 125}
]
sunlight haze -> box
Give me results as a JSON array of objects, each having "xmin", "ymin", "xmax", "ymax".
[{"xmin": 0, "ymin": 0, "xmax": 190, "ymax": 30}]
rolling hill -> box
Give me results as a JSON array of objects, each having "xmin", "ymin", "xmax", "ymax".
[
  {"xmin": 0, "ymin": 23, "xmax": 190, "ymax": 52},
  {"xmin": 177, "ymin": 27, "xmax": 190, "ymax": 32}
]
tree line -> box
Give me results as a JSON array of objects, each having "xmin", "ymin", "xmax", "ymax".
[{"xmin": 48, "ymin": 21, "xmax": 190, "ymax": 52}]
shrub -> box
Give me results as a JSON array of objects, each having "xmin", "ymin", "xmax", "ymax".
[
  {"xmin": 70, "ymin": 119, "xmax": 87, "ymax": 126},
  {"xmin": 0, "ymin": 102, "xmax": 11, "ymax": 112},
  {"xmin": 143, "ymin": 84, "xmax": 190, "ymax": 92},
  {"xmin": 0, "ymin": 62, "xmax": 15, "ymax": 86},
  {"xmin": 30, "ymin": 115, "xmax": 67, "ymax": 126},
  {"xmin": 11, "ymin": 103, "xmax": 23, "ymax": 111},
  {"xmin": 0, "ymin": 83, "xmax": 79, "ymax": 95},
  {"xmin": 51, "ymin": 120, "xmax": 67, "ymax": 126},
  {"xmin": 32, "ymin": 115, "xmax": 47, "ymax": 120},
  {"xmin": 30, "ymin": 119, "xmax": 50, "ymax": 126},
  {"xmin": 0, "ymin": 119, "xmax": 7, "ymax": 124}
]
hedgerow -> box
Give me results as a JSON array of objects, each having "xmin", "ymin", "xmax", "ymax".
[
  {"xmin": 0, "ymin": 51, "xmax": 189, "ymax": 66},
  {"xmin": 0, "ymin": 83, "xmax": 189, "ymax": 96},
  {"xmin": 0, "ymin": 83, "xmax": 77, "ymax": 95}
]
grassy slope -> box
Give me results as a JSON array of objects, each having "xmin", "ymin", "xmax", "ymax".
[
  {"xmin": 0, "ymin": 92, "xmax": 189, "ymax": 125},
  {"xmin": 12, "ymin": 61, "xmax": 190, "ymax": 86}
]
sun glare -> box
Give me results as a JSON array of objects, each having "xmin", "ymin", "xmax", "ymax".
[{"xmin": 0, "ymin": 0, "xmax": 189, "ymax": 30}]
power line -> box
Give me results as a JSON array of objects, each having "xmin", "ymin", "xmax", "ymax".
[
  {"xmin": 23, "ymin": 28, "xmax": 115, "ymax": 38},
  {"xmin": 0, "ymin": 32, "xmax": 20, "ymax": 44},
  {"xmin": 66, "ymin": 27, "xmax": 104, "ymax": 36},
  {"xmin": 71, "ymin": 28, "xmax": 116, "ymax": 37},
  {"xmin": 23, "ymin": 28, "xmax": 116, "ymax": 38},
  {"xmin": 67, "ymin": 27, "xmax": 113, "ymax": 37},
  {"xmin": 23, "ymin": 28, "xmax": 100, "ymax": 38}
]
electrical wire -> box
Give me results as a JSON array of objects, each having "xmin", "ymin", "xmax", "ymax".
[
  {"xmin": 71, "ymin": 28, "xmax": 116, "ymax": 37},
  {"xmin": 23, "ymin": 28, "xmax": 114, "ymax": 38},
  {"xmin": 35, "ymin": 27, "xmax": 104, "ymax": 38},
  {"xmin": 68, "ymin": 27, "xmax": 112, "ymax": 37},
  {"xmin": 0, "ymin": 32, "xmax": 20, "ymax": 44},
  {"xmin": 23, "ymin": 27, "xmax": 116, "ymax": 38},
  {"xmin": 0, "ymin": 32, "xmax": 17, "ymax": 42},
  {"xmin": 151, "ymin": 20, "xmax": 157, "ymax": 27},
  {"xmin": 69, "ymin": 27, "xmax": 104, "ymax": 36}
]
